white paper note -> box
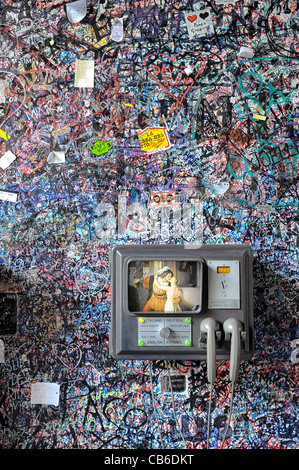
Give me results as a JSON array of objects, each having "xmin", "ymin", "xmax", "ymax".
[
  {"xmin": 110, "ymin": 18, "xmax": 124, "ymax": 42},
  {"xmin": 66, "ymin": 0, "xmax": 87, "ymax": 23},
  {"xmin": 238, "ymin": 46, "xmax": 254, "ymax": 59},
  {"xmin": 31, "ymin": 382, "xmax": 60, "ymax": 406},
  {"xmin": 0, "ymin": 150, "xmax": 16, "ymax": 170},
  {"xmin": 47, "ymin": 151, "xmax": 66, "ymax": 164},
  {"xmin": 0, "ymin": 189, "xmax": 19, "ymax": 202},
  {"xmin": 185, "ymin": 9, "xmax": 214, "ymax": 39},
  {"xmin": 0, "ymin": 340, "xmax": 4, "ymax": 363},
  {"xmin": 74, "ymin": 59, "xmax": 95, "ymax": 88}
]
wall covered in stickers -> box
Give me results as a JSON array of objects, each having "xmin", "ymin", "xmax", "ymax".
[{"xmin": 0, "ymin": 0, "xmax": 298, "ymax": 450}]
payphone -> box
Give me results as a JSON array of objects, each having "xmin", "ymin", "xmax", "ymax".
[{"xmin": 109, "ymin": 244, "xmax": 254, "ymax": 363}]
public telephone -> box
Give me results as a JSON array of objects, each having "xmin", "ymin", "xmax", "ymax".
[{"xmin": 109, "ymin": 244, "xmax": 254, "ymax": 362}]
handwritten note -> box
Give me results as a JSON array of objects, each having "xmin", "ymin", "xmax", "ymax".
[
  {"xmin": 185, "ymin": 9, "xmax": 214, "ymax": 39},
  {"xmin": 74, "ymin": 59, "xmax": 94, "ymax": 88},
  {"xmin": 31, "ymin": 382, "xmax": 60, "ymax": 406}
]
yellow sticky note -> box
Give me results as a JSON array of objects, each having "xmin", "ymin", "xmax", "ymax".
[
  {"xmin": 253, "ymin": 114, "xmax": 266, "ymax": 121},
  {"xmin": 254, "ymin": 103, "xmax": 265, "ymax": 115},
  {"xmin": 137, "ymin": 127, "xmax": 171, "ymax": 154}
]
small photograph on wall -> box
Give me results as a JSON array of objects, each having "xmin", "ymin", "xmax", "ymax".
[{"xmin": 128, "ymin": 260, "xmax": 202, "ymax": 313}]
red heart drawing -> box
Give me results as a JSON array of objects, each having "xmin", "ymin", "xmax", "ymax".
[
  {"xmin": 188, "ymin": 15, "xmax": 197, "ymax": 22},
  {"xmin": 144, "ymin": 52, "xmax": 206, "ymax": 105}
]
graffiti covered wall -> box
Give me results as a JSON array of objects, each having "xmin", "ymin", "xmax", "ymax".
[{"xmin": 0, "ymin": 0, "xmax": 298, "ymax": 450}]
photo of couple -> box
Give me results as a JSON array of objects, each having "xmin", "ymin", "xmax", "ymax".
[{"xmin": 128, "ymin": 260, "xmax": 200, "ymax": 313}]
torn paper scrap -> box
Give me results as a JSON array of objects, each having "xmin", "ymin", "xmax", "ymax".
[
  {"xmin": 0, "ymin": 150, "xmax": 16, "ymax": 170},
  {"xmin": 110, "ymin": 17, "xmax": 124, "ymax": 42},
  {"xmin": 66, "ymin": 0, "xmax": 87, "ymax": 23},
  {"xmin": 47, "ymin": 151, "xmax": 65, "ymax": 164},
  {"xmin": 74, "ymin": 59, "xmax": 95, "ymax": 88},
  {"xmin": 0, "ymin": 340, "xmax": 4, "ymax": 363},
  {"xmin": 184, "ymin": 65, "xmax": 193, "ymax": 75},
  {"xmin": 31, "ymin": 382, "xmax": 60, "ymax": 406},
  {"xmin": 137, "ymin": 127, "xmax": 171, "ymax": 154},
  {"xmin": 238, "ymin": 47, "xmax": 254, "ymax": 58},
  {"xmin": 0, "ymin": 189, "xmax": 19, "ymax": 203}
]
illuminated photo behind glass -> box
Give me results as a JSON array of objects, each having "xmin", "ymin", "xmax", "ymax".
[{"xmin": 128, "ymin": 260, "xmax": 201, "ymax": 313}]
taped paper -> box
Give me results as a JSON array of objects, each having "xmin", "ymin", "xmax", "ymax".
[
  {"xmin": 47, "ymin": 151, "xmax": 66, "ymax": 164},
  {"xmin": 31, "ymin": 382, "xmax": 60, "ymax": 406},
  {"xmin": 238, "ymin": 47, "xmax": 254, "ymax": 59},
  {"xmin": 66, "ymin": 0, "xmax": 87, "ymax": 24},
  {"xmin": 74, "ymin": 59, "xmax": 95, "ymax": 88},
  {"xmin": 184, "ymin": 9, "xmax": 214, "ymax": 39},
  {"xmin": 0, "ymin": 189, "xmax": 19, "ymax": 203},
  {"xmin": 110, "ymin": 18, "xmax": 124, "ymax": 42},
  {"xmin": 0, "ymin": 340, "xmax": 4, "ymax": 363},
  {"xmin": 0, "ymin": 150, "xmax": 16, "ymax": 170}
]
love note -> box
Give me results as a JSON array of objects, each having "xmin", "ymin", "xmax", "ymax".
[{"xmin": 184, "ymin": 9, "xmax": 214, "ymax": 39}]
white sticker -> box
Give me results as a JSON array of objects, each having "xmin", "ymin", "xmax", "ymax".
[
  {"xmin": 31, "ymin": 382, "xmax": 60, "ymax": 406},
  {"xmin": 184, "ymin": 9, "xmax": 214, "ymax": 39},
  {"xmin": 238, "ymin": 47, "xmax": 254, "ymax": 59},
  {"xmin": 0, "ymin": 150, "xmax": 16, "ymax": 170},
  {"xmin": 110, "ymin": 18, "xmax": 124, "ymax": 42},
  {"xmin": 66, "ymin": 0, "xmax": 87, "ymax": 24}
]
